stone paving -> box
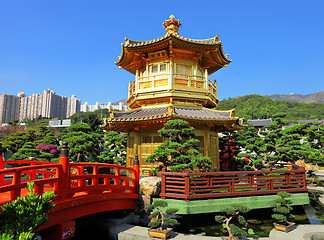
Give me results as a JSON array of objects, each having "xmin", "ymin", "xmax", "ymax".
[{"xmin": 116, "ymin": 224, "xmax": 324, "ymax": 240}]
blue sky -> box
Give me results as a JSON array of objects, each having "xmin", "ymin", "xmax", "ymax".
[{"xmin": 0, "ymin": 0, "xmax": 323, "ymax": 104}]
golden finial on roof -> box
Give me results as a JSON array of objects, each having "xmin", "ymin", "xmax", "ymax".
[{"xmin": 163, "ymin": 15, "xmax": 182, "ymax": 36}]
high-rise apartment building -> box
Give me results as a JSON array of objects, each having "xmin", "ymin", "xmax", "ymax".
[
  {"xmin": 80, "ymin": 101, "xmax": 128, "ymax": 112},
  {"xmin": 0, "ymin": 93, "xmax": 21, "ymax": 124},
  {"xmin": 0, "ymin": 90, "xmax": 81, "ymax": 124}
]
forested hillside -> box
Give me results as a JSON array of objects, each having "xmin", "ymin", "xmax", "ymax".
[
  {"xmin": 217, "ymin": 95, "xmax": 324, "ymax": 120},
  {"xmin": 266, "ymin": 91, "xmax": 324, "ymax": 103}
]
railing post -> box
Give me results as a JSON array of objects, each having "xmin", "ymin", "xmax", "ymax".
[
  {"xmin": 160, "ymin": 168, "xmax": 166, "ymax": 199},
  {"xmin": 0, "ymin": 143, "xmax": 4, "ymax": 182},
  {"xmin": 59, "ymin": 142, "xmax": 70, "ymax": 198},
  {"xmin": 10, "ymin": 170, "xmax": 22, "ymax": 200},
  {"xmin": 133, "ymin": 155, "xmax": 140, "ymax": 193},
  {"xmin": 300, "ymin": 166, "xmax": 306, "ymax": 188},
  {"xmin": 184, "ymin": 169, "xmax": 190, "ymax": 201}
]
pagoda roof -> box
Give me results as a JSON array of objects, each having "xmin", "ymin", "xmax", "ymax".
[
  {"xmin": 125, "ymin": 34, "xmax": 220, "ymax": 48},
  {"xmin": 115, "ymin": 16, "xmax": 231, "ymax": 75},
  {"xmin": 102, "ymin": 106, "xmax": 244, "ymax": 132}
]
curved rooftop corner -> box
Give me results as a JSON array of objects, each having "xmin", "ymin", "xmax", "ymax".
[{"xmin": 115, "ymin": 15, "xmax": 232, "ymax": 75}]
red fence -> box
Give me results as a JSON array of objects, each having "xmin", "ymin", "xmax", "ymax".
[{"xmin": 158, "ymin": 168, "xmax": 307, "ymax": 201}]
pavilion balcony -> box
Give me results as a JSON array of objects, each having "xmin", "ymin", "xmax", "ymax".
[{"xmin": 128, "ymin": 73, "xmax": 218, "ymax": 108}]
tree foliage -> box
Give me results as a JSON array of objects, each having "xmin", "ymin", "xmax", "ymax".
[
  {"xmin": 9, "ymin": 142, "xmax": 39, "ymax": 161},
  {"xmin": 144, "ymin": 200, "xmax": 178, "ymax": 231},
  {"xmin": 0, "ymin": 182, "xmax": 55, "ymax": 240},
  {"xmin": 272, "ymin": 191, "xmax": 294, "ymax": 225},
  {"xmin": 146, "ymin": 119, "xmax": 212, "ymax": 173},
  {"xmin": 57, "ymin": 123, "xmax": 101, "ymax": 162},
  {"xmin": 82, "ymin": 112, "xmax": 103, "ymax": 132},
  {"xmin": 98, "ymin": 131, "xmax": 127, "ymax": 165},
  {"xmin": 215, "ymin": 204, "xmax": 251, "ymax": 240},
  {"xmin": 1, "ymin": 129, "xmax": 36, "ymax": 154},
  {"xmin": 233, "ymin": 113, "xmax": 322, "ymax": 169},
  {"xmin": 217, "ymin": 94, "xmax": 324, "ymax": 120}
]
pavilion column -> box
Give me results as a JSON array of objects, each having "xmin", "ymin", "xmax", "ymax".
[
  {"xmin": 135, "ymin": 69, "xmax": 139, "ymax": 92},
  {"xmin": 205, "ymin": 68, "xmax": 209, "ymax": 90},
  {"xmin": 169, "ymin": 40, "xmax": 174, "ymax": 88}
]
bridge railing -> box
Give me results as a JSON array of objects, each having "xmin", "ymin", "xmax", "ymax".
[
  {"xmin": 0, "ymin": 142, "xmax": 140, "ymax": 205},
  {"xmin": 68, "ymin": 162, "xmax": 138, "ymax": 196},
  {"xmin": 0, "ymin": 163, "xmax": 62, "ymax": 202},
  {"xmin": 157, "ymin": 167, "xmax": 307, "ymax": 201}
]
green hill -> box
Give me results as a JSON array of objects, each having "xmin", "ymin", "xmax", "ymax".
[
  {"xmin": 266, "ymin": 91, "xmax": 324, "ymax": 103},
  {"xmin": 216, "ymin": 95, "xmax": 324, "ymax": 121}
]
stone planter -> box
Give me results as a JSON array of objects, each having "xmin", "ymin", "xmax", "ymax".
[
  {"xmin": 273, "ymin": 222, "xmax": 296, "ymax": 232},
  {"xmin": 148, "ymin": 228, "xmax": 173, "ymax": 240}
]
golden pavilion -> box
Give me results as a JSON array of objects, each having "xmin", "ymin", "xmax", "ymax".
[{"xmin": 102, "ymin": 15, "xmax": 244, "ymax": 175}]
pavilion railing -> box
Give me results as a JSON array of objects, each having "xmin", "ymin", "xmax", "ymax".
[{"xmin": 157, "ymin": 168, "xmax": 307, "ymax": 201}]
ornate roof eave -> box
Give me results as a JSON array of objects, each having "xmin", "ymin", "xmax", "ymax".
[
  {"xmin": 115, "ymin": 33, "xmax": 231, "ymax": 75},
  {"xmin": 102, "ymin": 116, "xmax": 244, "ymax": 132},
  {"xmin": 101, "ymin": 106, "xmax": 245, "ymax": 132}
]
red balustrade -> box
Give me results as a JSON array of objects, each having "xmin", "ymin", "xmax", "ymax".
[{"xmin": 158, "ymin": 168, "xmax": 307, "ymax": 201}]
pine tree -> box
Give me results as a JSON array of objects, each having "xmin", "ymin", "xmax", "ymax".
[
  {"xmin": 146, "ymin": 119, "xmax": 212, "ymax": 173},
  {"xmin": 57, "ymin": 123, "xmax": 101, "ymax": 162},
  {"xmin": 9, "ymin": 142, "xmax": 40, "ymax": 160},
  {"xmin": 98, "ymin": 131, "xmax": 127, "ymax": 165}
]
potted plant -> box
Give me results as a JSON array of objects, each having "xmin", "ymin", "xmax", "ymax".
[
  {"xmin": 144, "ymin": 200, "xmax": 179, "ymax": 239},
  {"xmin": 215, "ymin": 204, "xmax": 253, "ymax": 240},
  {"xmin": 272, "ymin": 191, "xmax": 296, "ymax": 232}
]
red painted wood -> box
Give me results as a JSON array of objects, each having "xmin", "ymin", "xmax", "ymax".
[
  {"xmin": 0, "ymin": 159, "xmax": 139, "ymax": 231},
  {"xmin": 157, "ymin": 168, "xmax": 307, "ymax": 201}
]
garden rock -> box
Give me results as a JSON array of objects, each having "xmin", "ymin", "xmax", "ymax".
[{"xmin": 139, "ymin": 176, "xmax": 161, "ymax": 196}]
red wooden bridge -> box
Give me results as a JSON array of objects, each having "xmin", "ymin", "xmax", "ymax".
[{"xmin": 0, "ymin": 143, "xmax": 139, "ymax": 237}]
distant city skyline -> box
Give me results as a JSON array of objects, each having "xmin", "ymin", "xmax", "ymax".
[
  {"xmin": 0, "ymin": 90, "xmax": 80, "ymax": 124},
  {"xmin": 1, "ymin": 1, "xmax": 323, "ymax": 105}
]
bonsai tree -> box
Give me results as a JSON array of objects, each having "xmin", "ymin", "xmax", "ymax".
[
  {"xmin": 144, "ymin": 200, "xmax": 179, "ymax": 231},
  {"xmin": 146, "ymin": 119, "xmax": 212, "ymax": 173},
  {"xmin": 215, "ymin": 204, "xmax": 251, "ymax": 240},
  {"xmin": 0, "ymin": 182, "xmax": 56, "ymax": 239},
  {"xmin": 272, "ymin": 191, "xmax": 294, "ymax": 226}
]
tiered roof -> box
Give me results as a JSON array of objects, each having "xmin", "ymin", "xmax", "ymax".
[{"xmin": 115, "ymin": 15, "xmax": 231, "ymax": 75}]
